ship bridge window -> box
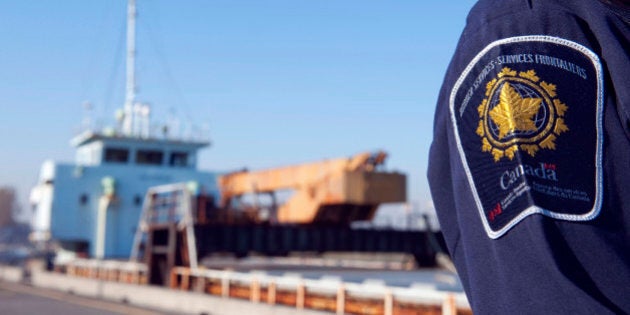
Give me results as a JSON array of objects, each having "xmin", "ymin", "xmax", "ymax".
[
  {"xmin": 169, "ymin": 152, "xmax": 188, "ymax": 167},
  {"xmin": 134, "ymin": 194, "xmax": 143, "ymax": 206},
  {"xmin": 79, "ymin": 193, "xmax": 89, "ymax": 205},
  {"xmin": 104, "ymin": 148, "xmax": 129, "ymax": 163},
  {"xmin": 136, "ymin": 150, "xmax": 164, "ymax": 165}
]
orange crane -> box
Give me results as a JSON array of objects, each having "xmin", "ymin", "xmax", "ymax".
[{"xmin": 218, "ymin": 151, "xmax": 406, "ymax": 225}]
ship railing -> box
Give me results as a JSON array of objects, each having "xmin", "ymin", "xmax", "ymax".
[
  {"xmin": 58, "ymin": 259, "xmax": 148, "ymax": 285},
  {"xmin": 54, "ymin": 258, "xmax": 470, "ymax": 314},
  {"xmin": 169, "ymin": 266, "xmax": 471, "ymax": 315}
]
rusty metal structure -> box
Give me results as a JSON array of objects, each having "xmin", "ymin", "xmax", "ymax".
[{"xmin": 129, "ymin": 151, "xmax": 446, "ymax": 286}]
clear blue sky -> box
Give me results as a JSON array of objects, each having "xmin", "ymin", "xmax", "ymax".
[{"xmin": 0, "ymin": 1, "xmax": 476, "ymax": 219}]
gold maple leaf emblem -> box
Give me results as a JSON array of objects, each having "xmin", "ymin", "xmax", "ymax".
[
  {"xmin": 489, "ymin": 83, "xmax": 542, "ymax": 139},
  {"xmin": 476, "ymin": 68, "xmax": 569, "ymax": 162}
]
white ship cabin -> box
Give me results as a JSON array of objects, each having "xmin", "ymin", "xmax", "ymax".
[{"xmin": 30, "ymin": 130, "xmax": 220, "ymax": 259}]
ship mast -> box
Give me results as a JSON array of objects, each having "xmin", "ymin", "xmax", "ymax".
[{"xmin": 123, "ymin": 0, "xmax": 137, "ymax": 136}]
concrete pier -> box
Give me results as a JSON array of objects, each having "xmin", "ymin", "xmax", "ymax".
[{"xmin": 28, "ymin": 267, "xmax": 328, "ymax": 315}]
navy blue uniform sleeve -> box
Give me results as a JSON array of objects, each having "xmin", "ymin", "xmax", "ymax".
[{"xmin": 428, "ymin": 0, "xmax": 630, "ymax": 314}]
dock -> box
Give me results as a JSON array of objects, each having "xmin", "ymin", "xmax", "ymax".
[{"xmin": 1, "ymin": 262, "xmax": 471, "ymax": 315}]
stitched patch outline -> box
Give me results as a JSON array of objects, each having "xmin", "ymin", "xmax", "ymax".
[{"xmin": 449, "ymin": 36, "xmax": 603, "ymax": 239}]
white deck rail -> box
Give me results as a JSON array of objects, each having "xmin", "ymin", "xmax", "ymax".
[{"xmin": 56, "ymin": 259, "xmax": 470, "ymax": 315}]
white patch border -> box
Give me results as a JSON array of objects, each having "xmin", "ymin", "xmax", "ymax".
[{"xmin": 449, "ymin": 35, "xmax": 604, "ymax": 239}]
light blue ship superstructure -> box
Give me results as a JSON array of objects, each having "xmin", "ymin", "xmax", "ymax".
[
  {"xmin": 30, "ymin": 130, "xmax": 219, "ymax": 258},
  {"xmin": 29, "ymin": 0, "xmax": 220, "ymax": 259}
]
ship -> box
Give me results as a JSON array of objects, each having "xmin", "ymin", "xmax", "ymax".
[
  {"xmin": 28, "ymin": 0, "xmax": 448, "ymax": 266},
  {"xmin": 28, "ymin": 0, "xmax": 220, "ymax": 260}
]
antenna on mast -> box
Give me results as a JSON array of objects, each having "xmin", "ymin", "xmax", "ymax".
[
  {"xmin": 122, "ymin": 0, "xmax": 137, "ymax": 136},
  {"xmin": 82, "ymin": 101, "xmax": 93, "ymax": 132}
]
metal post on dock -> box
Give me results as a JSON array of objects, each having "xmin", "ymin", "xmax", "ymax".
[
  {"xmin": 267, "ymin": 282, "xmax": 276, "ymax": 305},
  {"xmin": 442, "ymin": 293, "xmax": 457, "ymax": 315},
  {"xmin": 336, "ymin": 284, "xmax": 345, "ymax": 315},
  {"xmin": 250, "ymin": 278, "xmax": 260, "ymax": 303},
  {"xmin": 296, "ymin": 281, "xmax": 305, "ymax": 309},
  {"xmin": 221, "ymin": 272, "xmax": 230, "ymax": 298},
  {"xmin": 384, "ymin": 289, "xmax": 393, "ymax": 315}
]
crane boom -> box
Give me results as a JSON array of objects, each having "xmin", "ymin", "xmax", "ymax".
[{"xmin": 218, "ymin": 151, "xmax": 406, "ymax": 225}]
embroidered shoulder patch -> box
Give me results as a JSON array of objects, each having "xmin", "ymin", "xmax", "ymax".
[{"xmin": 449, "ymin": 36, "xmax": 603, "ymax": 239}]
